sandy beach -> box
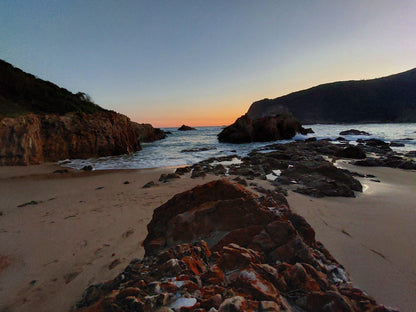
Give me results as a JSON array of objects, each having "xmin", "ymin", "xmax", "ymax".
[
  {"xmin": 289, "ymin": 162, "xmax": 416, "ymax": 312},
  {"xmin": 0, "ymin": 164, "xmax": 219, "ymax": 312},
  {"xmin": 0, "ymin": 162, "xmax": 415, "ymax": 311}
]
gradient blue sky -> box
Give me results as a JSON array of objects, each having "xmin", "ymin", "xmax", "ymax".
[{"xmin": 1, "ymin": 1, "xmax": 415, "ymax": 126}]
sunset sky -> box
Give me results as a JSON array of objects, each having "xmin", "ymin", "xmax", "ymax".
[{"xmin": 1, "ymin": 1, "xmax": 416, "ymax": 127}]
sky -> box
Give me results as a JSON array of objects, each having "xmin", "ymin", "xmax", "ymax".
[{"xmin": 1, "ymin": 1, "xmax": 416, "ymax": 127}]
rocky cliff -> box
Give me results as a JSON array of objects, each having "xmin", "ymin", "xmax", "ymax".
[
  {"xmin": 0, "ymin": 59, "xmax": 168, "ymax": 165},
  {"xmin": 74, "ymin": 180, "xmax": 397, "ymax": 312},
  {"xmin": 218, "ymin": 113, "xmax": 308, "ymax": 143},
  {"xmin": 247, "ymin": 67, "xmax": 416, "ymax": 123},
  {"xmin": 0, "ymin": 111, "xmax": 142, "ymax": 166}
]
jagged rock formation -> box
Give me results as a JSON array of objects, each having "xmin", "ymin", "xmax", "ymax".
[
  {"xmin": 218, "ymin": 114, "xmax": 308, "ymax": 143},
  {"xmin": 0, "ymin": 111, "xmax": 141, "ymax": 166},
  {"xmin": 74, "ymin": 180, "xmax": 397, "ymax": 312},
  {"xmin": 247, "ymin": 67, "xmax": 416, "ymax": 123}
]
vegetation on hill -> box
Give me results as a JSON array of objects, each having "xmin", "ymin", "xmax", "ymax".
[
  {"xmin": 0, "ymin": 59, "xmax": 105, "ymax": 119},
  {"xmin": 247, "ymin": 67, "xmax": 416, "ymax": 123}
]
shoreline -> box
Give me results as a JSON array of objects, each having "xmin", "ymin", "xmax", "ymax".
[{"xmin": 0, "ymin": 162, "xmax": 415, "ymax": 311}]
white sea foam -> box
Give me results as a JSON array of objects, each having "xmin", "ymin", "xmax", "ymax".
[{"xmin": 60, "ymin": 123, "xmax": 416, "ymax": 170}]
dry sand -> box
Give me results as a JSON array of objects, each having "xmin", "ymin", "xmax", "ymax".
[
  {"xmin": 0, "ymin": 164, "xmax": 218, "ymax": 312},
  {"xmin": 289, "ymin": 162, "xmax": 416, "ymax": 312},
  {"xmin": 0, "ymin": 162, "xmax": 415, "ymax": 311}
]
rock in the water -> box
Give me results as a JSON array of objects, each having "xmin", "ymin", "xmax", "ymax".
[
  {"xmin": 304, "ymin": 127, "xmax": 315, "ymax": 134},
  {"xmin": 389, "ymin": 141, "xmax": 405, "ymax": 147},
  {"xmin": 218, "ymin": 113, "xmax": 308, "ymax": 144},
  {"xmin": 181, "ymin": 147, "xmax": 216, "ymax": 153},
  {"xmin": 178, "ymin": 124, "xmax": 196, "ymax": 131},
  {"xmin": 339, "ymin": 129, "xmax": 370, "ymax": 136},
  {"xmin": 131, "ymin": 122, "xmax": 167, "ymax": 142}
]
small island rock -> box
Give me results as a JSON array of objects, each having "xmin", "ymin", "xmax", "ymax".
[{"xmin": 178, "ymin": 124, "xmax": 196, "ymax": 131}]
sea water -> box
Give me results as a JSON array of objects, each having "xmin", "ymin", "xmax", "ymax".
[{"xmin": 61, "ymin": 123, "xmax": 416, "ymax": 170}]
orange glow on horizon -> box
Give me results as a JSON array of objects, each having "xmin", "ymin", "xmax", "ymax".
[
  {"xmin": 130, "ymin": 103, "xmax": 248, "ymax": 128},
  {"xmin": 131, "ymin": 114, "xmax": 240, "ymax": 128}
]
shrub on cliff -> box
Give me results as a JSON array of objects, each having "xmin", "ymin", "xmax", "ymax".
[{"xmin": 0, "ymin": 59, "xmax": 105, "ymax": 119}]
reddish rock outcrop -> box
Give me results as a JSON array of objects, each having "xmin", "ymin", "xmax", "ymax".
[
  {"xmin": 218, "ymin": 114, "xmax": 308, "ymax": 143},
  {"xmin": 74, "ymin": 181, "xmax": 397, "ymax": 312},
  {"xmin": 0, "ymin": 111, "xmax": 141, "ymax": 165},
  {"xmin": 131, "ymin": 122, "xmax": 167, "ymax": 143}
]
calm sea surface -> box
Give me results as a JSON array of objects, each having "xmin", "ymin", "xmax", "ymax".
[{"xmin": 61, "ymin": 123, "xmax": 416, "ymax": 170}]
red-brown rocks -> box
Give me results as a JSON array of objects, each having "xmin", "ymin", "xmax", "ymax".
[
  {"xmin": 74, "ymin": 180, "xmax": 398, "ymax": 312},
  {"xmin": 0, "ymin": 111, "xmax": 141, "ymax": 165},
  {"xmin": 131, "ymin": 122, "xmax": 167, "ymax": 143}
]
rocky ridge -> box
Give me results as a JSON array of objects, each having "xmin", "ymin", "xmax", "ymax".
[
  {"xmin": 246, "ymin": 67, "xmax": 416, "ymax": 123},
  {"xmin": 74, "ymin": 180, "xmax": 398, "ymax": 312}
]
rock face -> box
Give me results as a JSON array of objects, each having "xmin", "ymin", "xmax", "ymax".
[
  {"xmin": 218, "ymin": 114, "xmax": 307, "ymax": 143},
  {"xmin": 0, "ymin": 111, "xmax": 141, "ymax": 166},
  {"xmin": 178, "ymin": 125, "xmax": 196, "ymax": 131},
  {"xmin": 0, "ymin": 59, "xmax": 168, "ymax": 166},
  {"xmin": 131, "ymin": 122, "xmax": 167, "ymax": 143},
  {"xmin": 75, "ymin": 180, "xmax": 397, "ymax": 312}
]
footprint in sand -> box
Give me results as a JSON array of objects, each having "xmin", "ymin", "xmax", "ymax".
[
  {"xmin": 122, "ymin": 229, "xmax": 135, "ymax": 238},
  {"xmin": 108, "ymin": 259, "xmax": 121, "ymax": 270},
  {"xmin": 63, "ymin": 269, "xmax": 83, "ymax": 284}
]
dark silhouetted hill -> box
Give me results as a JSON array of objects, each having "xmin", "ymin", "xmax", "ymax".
[
  {"xmin": 247, "ymin": 68, "xmax": 416, "ymax": 123},
  {"xmin": 0, "ymin": 59, "xmax": 105, "ymax": 118}
]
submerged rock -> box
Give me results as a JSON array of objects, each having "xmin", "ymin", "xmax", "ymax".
[{"xmin": 339, "ymin": 129, "xmax": 370, "ymax": 136}]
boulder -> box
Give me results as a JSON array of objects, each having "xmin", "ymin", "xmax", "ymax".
[
  {"xmin": 218, "ymin": 114, "xmax": 308, "ymax": 143},
  {"xmin": 334, "ymin": 146, "xmax": 366, "ymax": 159}
]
